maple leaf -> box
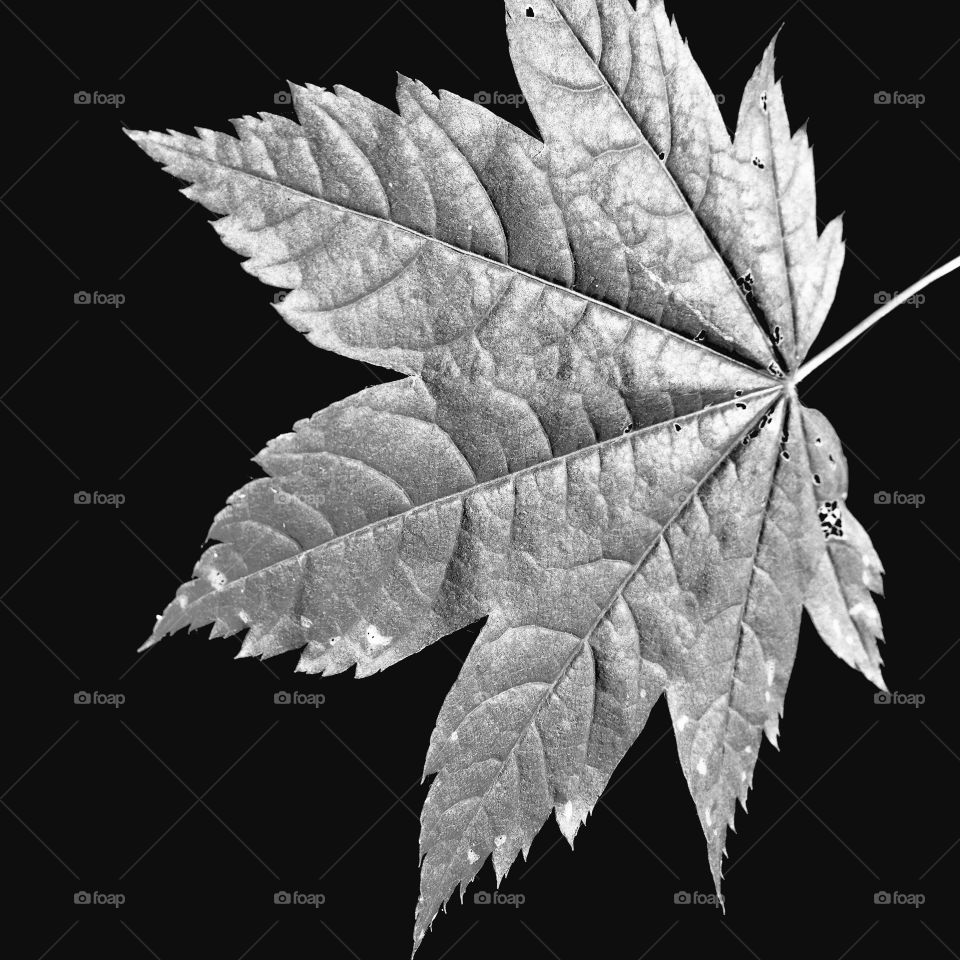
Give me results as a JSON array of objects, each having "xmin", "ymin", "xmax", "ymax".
[{"xmin": 127, "ymin": 0, "xmax": 957, "ymax": 949}]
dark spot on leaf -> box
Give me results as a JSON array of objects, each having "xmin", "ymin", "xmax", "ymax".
[
  {"xmin": 781, "ymin": 449, "xmax": 791, "ymax": 460},
  {"xmin": 773, "ymin": 325, "xmax": 782, "ymax": 344},
  {"xmin": 693, "ymin": 329, "xmax": 706, "ymax": 342},
  {"xmin": 768, "ymin": 361, "xmax": 784, "ymax": 378},
  {"xmin": 526, "ymin": 5, "xmax": 535, "ymax": 15},
  {"xmin": 736, "ymin": 402, "xmax": 747, "ymax": 410},
  {"xmin": 753, "ymin": 157, "xmax": 765, "ymax": 169},
  {"xmin": 813, "ymin": 473, "xmax": 821, "ymax": 484},
  {"xmin": 818, "ymin": 500, "xmax": 844, "ymax": 539},
  {"xmin": 674, "ymin": 423, "xmax": 682, "ymax": 432}
]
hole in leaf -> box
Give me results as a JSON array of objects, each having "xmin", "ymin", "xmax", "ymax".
[
  {"xmin": 818, "ymin": 500, "xmax": 844, "ymax": 539},
  {"xmin": 526, "ymin": 5, "xmax": 535, "ymax": 15},
  {"xmin": 813, "ymin": 473, "xmax": 821, "ymax": 484},
  {"xmin": 674, "ymin": 423, "xmax": 682, "ymax": 432},
  {"xmin": 736, "ymin": 402, "xmax": 747, "ymax": 410},
  {"xmin": 773, "ymin": 325, "xmax": 782, "ymax": 344},
  {"xmin": 752, "ymin": 156, "xmax": 766, "ymax": 169}
]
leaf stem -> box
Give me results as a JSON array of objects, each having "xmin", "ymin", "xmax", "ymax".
[{"xmin": 795, "ymin": 253, "xmax": 960, "ymax": 383}]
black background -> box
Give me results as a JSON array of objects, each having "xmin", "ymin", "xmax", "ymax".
[{"xmin": 4, "ymin": 1, "xmax": 959, "ymax": 957}]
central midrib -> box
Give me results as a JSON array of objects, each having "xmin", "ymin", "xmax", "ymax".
[
  {"xmin": 546, "ymin": 3, "xmax": 778, "ymax": 364},
  {"xmin": 422, "ymin": 389, "xmax": 785, "ymax": 910},
  {"xmin": 180, "ymin": 386, "xmax": 784, "ymax": 606}
]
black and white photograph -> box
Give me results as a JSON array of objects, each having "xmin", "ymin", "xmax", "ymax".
[{"xmin": 4, "ymin": 1, "xmax": 960, "ymax": 957}]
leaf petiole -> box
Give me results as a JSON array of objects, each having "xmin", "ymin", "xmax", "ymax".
[{"xmin": 795, "ymin": 253, "xmax": 960, "ymax": 383}]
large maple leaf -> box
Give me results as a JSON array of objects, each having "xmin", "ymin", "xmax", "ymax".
[{"xmin": 127, "ymin": 0, "xmax": 947, "ymax": 949}]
